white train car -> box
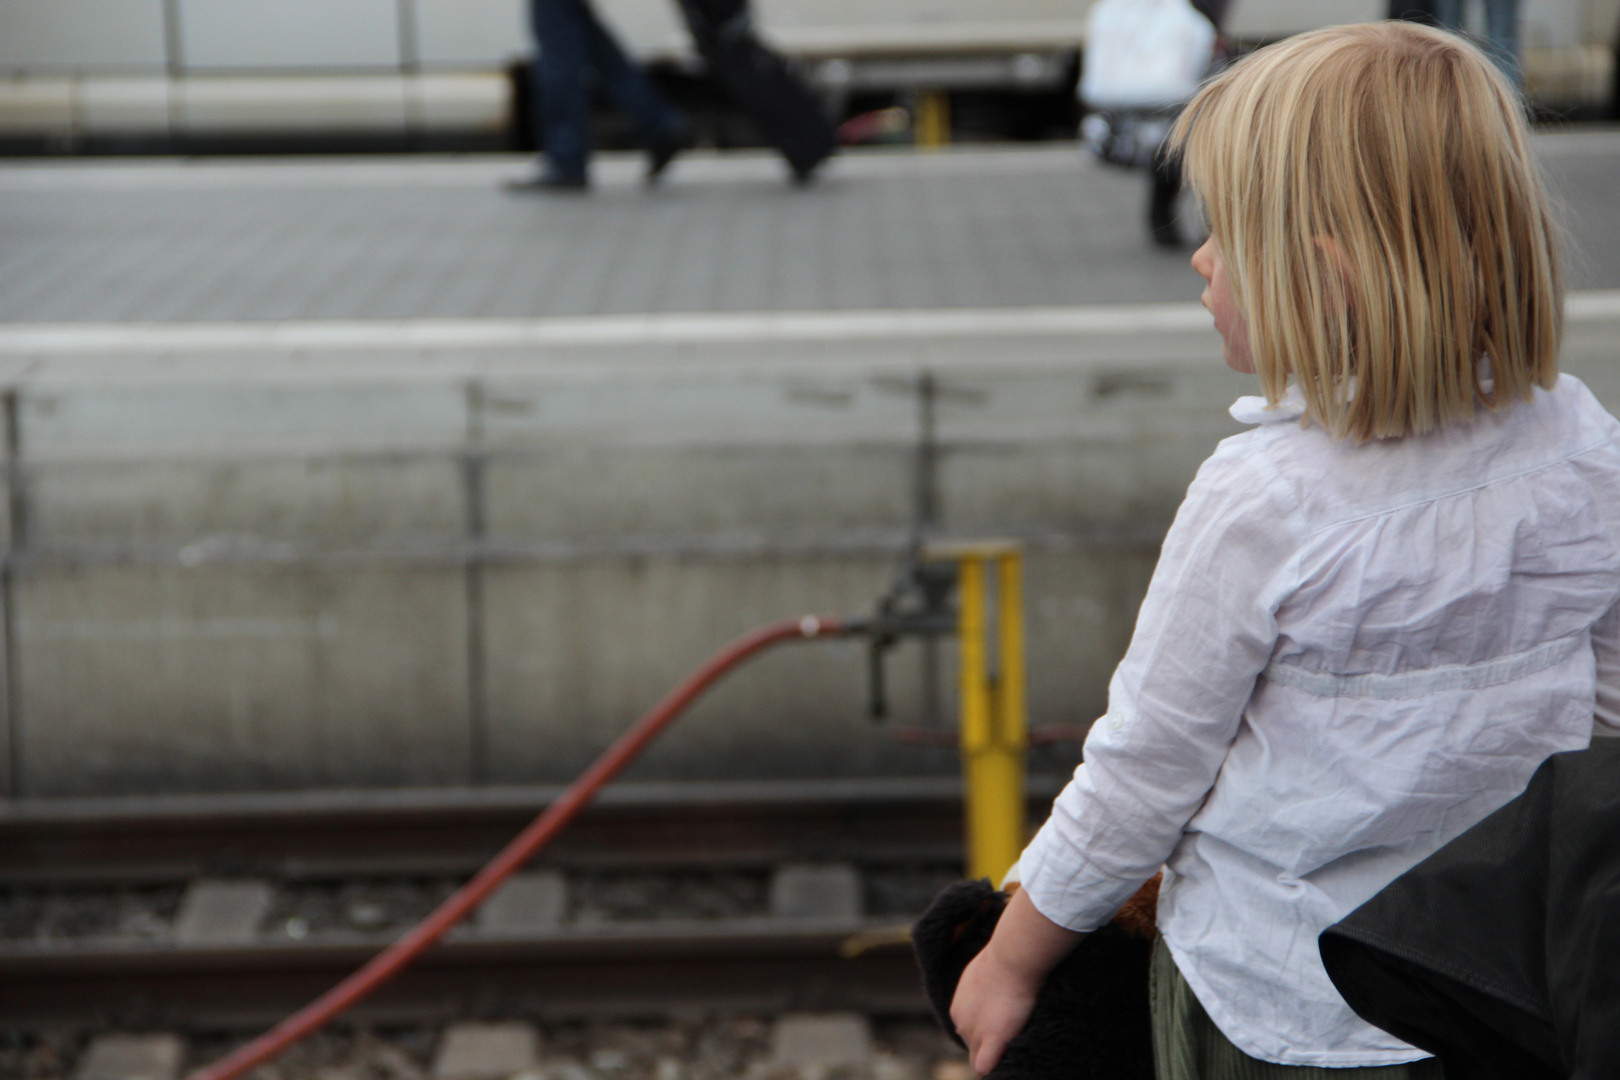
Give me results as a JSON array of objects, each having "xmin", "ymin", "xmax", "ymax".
[{"xmin": 0, "ymin": 0, "xmax": 1613, "ymax": 149}]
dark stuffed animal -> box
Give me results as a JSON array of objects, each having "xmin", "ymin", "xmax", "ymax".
[{"xmin": 911, "ymin": 876, "xmax": 1159, "ymax": 1080}]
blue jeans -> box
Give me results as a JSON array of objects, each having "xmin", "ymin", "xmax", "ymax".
[
  {"xmin": 529, "ymin": 0, "xmax": 685, "ymax": 180},
  {"xmin": 1433, "ymin": 0, "xmax": 1522, "ymax": 86}
]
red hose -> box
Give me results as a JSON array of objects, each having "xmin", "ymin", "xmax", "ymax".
[{"xmin": 189, "ymin": 614, "xmax": 848, "ymax": 1080}]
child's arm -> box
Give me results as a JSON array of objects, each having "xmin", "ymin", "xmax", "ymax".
[
  {"xmin": 949, "ymin": 887, "xmax": 1085, "ymax": 1076},
  {"xmin": 949, "ymin": 438, "xmax": 1298, "ymax": 1068},
  {"xmin": 1013, "ymin": 442, "xmax": 1298, "ymax": 934}
]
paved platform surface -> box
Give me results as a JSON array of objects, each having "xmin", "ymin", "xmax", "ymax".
[{"xmin": 2, "ymin": 130, "xmax": 1616, "ymax": 325}]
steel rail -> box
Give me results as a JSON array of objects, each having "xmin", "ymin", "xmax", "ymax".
[
  {"xmin": 2, "ymin": 918, "xmax": 929, "ymax": 1029},
  {"xmin": 0, "ymin": 779, "xmax": 991, "ymax": 886}
]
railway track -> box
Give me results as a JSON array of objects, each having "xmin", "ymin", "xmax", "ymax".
[
  {"xmin": 0, "ymin": 776, "xmax": 1064, "ymax": 1030},
  {"xmin": 2, "ymin": 919, "xmax": 928, "ymax": 1028}
]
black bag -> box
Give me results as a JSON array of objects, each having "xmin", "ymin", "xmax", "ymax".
[
  {"xmin": 674, "ymin": 0, "xmax": 836, "ymax": 181},
  {"xmin": 1320, "ymin": 741, "xmax": 1620, "ymax": 1080}
]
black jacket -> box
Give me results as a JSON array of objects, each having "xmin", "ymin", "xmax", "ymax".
[{"xmin": 1319, "ymin": 740, "xmax": 1620, "ymax": 1080}]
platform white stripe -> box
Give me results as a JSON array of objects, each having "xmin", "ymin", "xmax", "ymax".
[
  {"xmin": 1566, "ymin": 291, "xmax": 1620, "ymax": 320},
  {"xmin": 0, "ymin": 304, "xmax": 1215, "ymax": 353},
  {"xmin": 1, "ymin": 292, "xmax": 1615, "ymax": 354}
]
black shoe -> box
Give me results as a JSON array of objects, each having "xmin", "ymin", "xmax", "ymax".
[
  {"xmin": 646, "ymin": 137, "xmax": 684, "ymax": 186},
  {"xmin": 505, "ymin": 172, "xmax": 588, "ymax": 193},
  {"xmin": 788, "ymin": 151, "xmax": 831, "ymax": 187}
]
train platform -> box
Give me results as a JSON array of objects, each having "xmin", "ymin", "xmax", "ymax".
[
  {"xmin": 2, "ymin": 131, "xmax": 1618, "ymax": 328},
  {"xmin": 0, "ymin": 139, "xmax": 1616, "ymax": 802}
]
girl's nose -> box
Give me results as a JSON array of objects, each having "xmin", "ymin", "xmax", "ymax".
[{"xmin": 1190, "ymin": 238, "xmax": 1216, "ymax": 280}]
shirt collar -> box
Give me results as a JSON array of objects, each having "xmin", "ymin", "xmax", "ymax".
[
  {"xmin": 1228, "ymin": 361, "xmax": 1494, "ymax": 428},
  {"xmin": 1230, "ymin": 384, "xmax": 1308, "ymax": 425}
]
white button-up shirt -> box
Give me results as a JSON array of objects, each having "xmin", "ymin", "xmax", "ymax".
[{"xmin": 1020, "ymin": 374, "xmax": 1620, "ymax": 1066}]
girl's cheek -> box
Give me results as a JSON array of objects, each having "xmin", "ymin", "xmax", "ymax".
[{"xmin": 1213, "ymin": 298, "xmax": 1255, "ymax": 374}]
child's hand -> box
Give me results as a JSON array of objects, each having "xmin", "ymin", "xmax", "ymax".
[
  {"xmin": 948, "ymin": 888, "xmax": 1084, "ymax": 1076},
  {"xmin": 951, "ymin": 942, "xmax": 1041, "ymax": 1074}
]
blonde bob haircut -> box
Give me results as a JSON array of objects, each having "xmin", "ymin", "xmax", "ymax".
[{"xmin": 1169, "ymin": 21, "xmax": 1562, "ymax": 441}]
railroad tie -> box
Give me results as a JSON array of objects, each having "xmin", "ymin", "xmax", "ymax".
[
  {"xmin": 768, "ymin": 864, "xmax": 863, "ymax": 922},
  {"xmin": 74, "ymin": 1033, "xmax": 186, "ymax": 1080},
  {"xmin": 768, "ymin": 1014, "xmax": 874, "ymax": 1073},
  {"xmin": 473, "ymin": 869, "xmax": 568, "ymax": 934},
  {"xmin": 173, "ymin": 879, "xmax": 276, "ymax": 946},
  {"xmin": 432, "ymin": 1022, "xmax": 541, "ymax": 1080}
]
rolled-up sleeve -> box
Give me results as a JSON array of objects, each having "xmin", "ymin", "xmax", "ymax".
[{"xmin": 1020, "ymin": 435, "xmax": 1304, "ymax": 931}]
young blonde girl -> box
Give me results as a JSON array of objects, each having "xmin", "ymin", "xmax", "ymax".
[{"xmin": 953, "ymin": 21, "xmax": 1620, "ymax": 1078}]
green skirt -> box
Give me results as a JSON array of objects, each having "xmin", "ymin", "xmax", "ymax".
[{"xmin": 1149, "ymin": 936, "xmax": 1446, "ymax": 1079}]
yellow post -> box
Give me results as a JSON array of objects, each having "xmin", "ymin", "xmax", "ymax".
[
  {"xmin": 914, "ymin": 89, "xmax": 951, "ymax": 150},
  {"xmin": 994, "ymin": 548, "xmax": 1028, "ymax": 869},
  {"xmin": 926, "ymin": 540, "xmax": 1027, "ymax": 883}
]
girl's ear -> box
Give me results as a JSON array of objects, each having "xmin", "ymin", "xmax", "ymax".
[
  {"xmin": 1313, "ymin": 235, "xmax": 1357, "ymax": 316},
  {"xmin": 1313, "ymin": 235, "xmax": 1353, "ymax": 286}
]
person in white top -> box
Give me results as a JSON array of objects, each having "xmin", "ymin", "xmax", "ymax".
[{"xmin": 950, "ymin": 21, "xmax": 1620, "ymax": 1078}]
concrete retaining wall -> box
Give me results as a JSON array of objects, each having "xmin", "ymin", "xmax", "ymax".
[{"xmin": 5, "ymin": 312, "xmax": 1616, "ymax": 796}]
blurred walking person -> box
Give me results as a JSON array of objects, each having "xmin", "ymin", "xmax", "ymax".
[
  {"xmin": 674, "ymin": 0, "xmax": 836, "ymax": 184},
  {"xmin": 1144, "ymin": 0, "xmax": 1228, "ymax": 248},
  {"xmin": 1078, "ymin": 0, "xmax": 1223, "ymax": 248},
  {"xmin": 1387, "ymin": 0, "xmax": 1437, "ymax": 25},
  {"xmin": 509, "ymin": 0, "xmax": 688, "ymax": 192},
  {"xmin": 1433, "ymin": 0, "xmax": 1522, "ymax": 85}
]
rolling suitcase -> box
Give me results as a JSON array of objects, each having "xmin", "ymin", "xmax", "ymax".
[{"xmin": 675, "ymin": 0, "xmax": 836, "ymax": 181}]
